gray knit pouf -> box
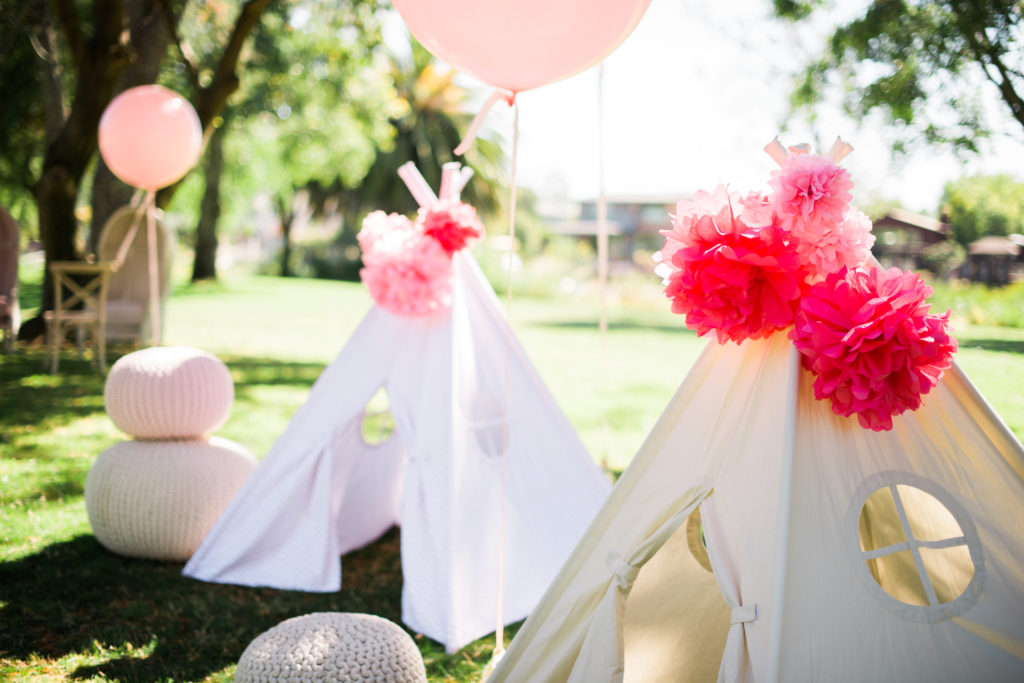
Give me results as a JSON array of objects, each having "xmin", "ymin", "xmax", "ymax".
[{"xmin": 235, "ymin": 613, "xmax": 427, "ymax": 683}]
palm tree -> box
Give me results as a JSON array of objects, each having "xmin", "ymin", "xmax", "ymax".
[{"xmin": 341, "ymin": 40, "xmax": 505, "ymax": 225}]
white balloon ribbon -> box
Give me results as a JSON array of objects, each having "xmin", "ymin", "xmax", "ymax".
[{"xmin": 454, "ymin": 89, "xmax": 515, "ymax": 157}]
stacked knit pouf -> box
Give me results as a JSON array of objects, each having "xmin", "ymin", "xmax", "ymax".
[
  {"xmin": 235, "ymin": 613, "xmax": 427, "ymax": 683},
  {"xmin": 85, "ymin": 346, "xmax": 256, "ymax": 561}
]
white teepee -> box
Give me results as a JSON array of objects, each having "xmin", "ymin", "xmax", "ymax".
[
  {"xmin": 487, "ymin": 332, "xmax": 1024, "ymax": 682},
  {"xmin": 183, "ymin": 251, "xmax": 611, "ymax": 653}
]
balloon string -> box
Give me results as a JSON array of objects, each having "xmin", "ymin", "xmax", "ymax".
[
  {"xmin": 495, "ymin": 100, "xmax": 519, "ymax": 660},
  {"xmin": 455, "ymin": 89, "xmax": 515, "ymax": 157},
  {"xmin": 113, "ymin": 191, "xmax": 154, "ymax": 269},
  {"xmin": 596, "ymin": 62, "xmax": 611, "ymax": 469}
]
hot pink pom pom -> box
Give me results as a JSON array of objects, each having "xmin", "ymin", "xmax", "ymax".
[
  {"xmin": 360, "ymin": 232, "xmax": 453, "ymax": 317},
  {"xmin": 790, "ymin": 266, "xmax": 957, "ymax": 431},
  {"xmin": 658, "ymin": 185, "xmax": 808, "ymax": 344},
  {"xmin": 419, "ymin": 199, "xmax": 485, "ymax": 255},
  {"xmin": 769, "ymin": 153, "xmax": 853, "ymax": 231}
]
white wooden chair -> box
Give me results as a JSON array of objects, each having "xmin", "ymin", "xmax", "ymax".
[{"xmin": 43, "ymin": 260, "xmax": 114, "ymax": 373}]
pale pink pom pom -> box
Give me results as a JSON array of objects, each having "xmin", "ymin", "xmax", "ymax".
[
  {"xmin": 769, "ymin": 153, "xmax": 853, "ymax": 230},
  {"xmin": 360, "ymin": 233, "xmax": 453, "ymax": 317},
  {"xmin": 418, "ymin": 199, "xmax": 485, "ymax": 255},
  {"xmin": 790, "ymin": 266, "xmax": 957, "ymax": 431},
  {"xmin": 357, "ymin": 211, "xmax": 415, "ymax": 259},
  {"xmin": 792, "ymin": 208, "xmax": 876, "ymax": 279}
]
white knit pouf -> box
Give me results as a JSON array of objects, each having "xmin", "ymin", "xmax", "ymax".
[
  {"xmin": 104, "ymin": 346, "xmax": 235, "ymax": 440},
  {"xmin": 235, "ymin": 613, "xmax": 427, "ymax": 683},
  {"xmin": 84, "ymin": 436, "xmax": 256, "ymax": 561}
]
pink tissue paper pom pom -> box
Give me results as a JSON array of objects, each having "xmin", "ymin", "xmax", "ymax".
[
  {"xmin": 658, "ymin": 185, "xmax": 808, "ymax": 344},
  {"xmin": 769, "ymin": 153, "xmax": 853, "ymax": 231},
  {"xmin": 789, "ymin": 266, "xmax": 957, "ymax": 431},
  {"xmin": 419, "ymin": 199, "xmax": 485, "ymax": 255},
  {"xmin": 360, "ymin": 232, "xmax": 453, "ymax": 317},
  {"xmin": 358, "ymin": 211, "xmax": 418, "ymax": 265},
  {"xmin": 791, "ymin": 208, "xmax": 876, "ymax": 280}
]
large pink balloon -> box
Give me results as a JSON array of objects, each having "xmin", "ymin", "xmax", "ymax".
[
  {"xmin": 392, "ymin": 0, "xmax": 651, "ymax": 93},
  {"xmin": 99, "ymin": 85, "xmax": 203, "ymax": 190}
]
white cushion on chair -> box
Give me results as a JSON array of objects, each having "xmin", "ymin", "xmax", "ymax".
[
  {"xmin": 235, "ymin": 612, "xmax": 427, "ymax": 683},
  {"xmin": 84, "ymin": 436, "xmax": 256, "ymax": 561},
  {"xmin": 105, "ymin": 346, "xmax": 234, "ymax": 439}
]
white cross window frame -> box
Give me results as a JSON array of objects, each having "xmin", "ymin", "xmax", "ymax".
[{"xmin": 846, "ymin": 470, "xmax": 986, "ymax": 623}]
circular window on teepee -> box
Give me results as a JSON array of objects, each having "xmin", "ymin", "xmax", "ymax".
[
  {"xmin": 686, "ymin": 506, "xmax": 714, "ymax": 573},
  {"xmin": 361, "ymin": 388, "xmax": 395, "ymax": 445},
  {"xmin": 848, "ymin": 471, "xmax": 984, "ymax": 622}
]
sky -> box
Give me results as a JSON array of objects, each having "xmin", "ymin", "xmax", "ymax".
[{"xmin": 386, "ymin": 0, "xmax": 1024, "ymax": 216}]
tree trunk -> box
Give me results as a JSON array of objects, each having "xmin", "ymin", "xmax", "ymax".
[
  {"xmin": 277, "ymin": 196, "xmax": 294, "ymax": 278},
  {"xmin": 22, "ymin": 0, "xmax": 271, "ymax": 341},
  {"xmin": 156, "ymin": 0, "xmax": 272, "ymax": 211},
  {"xmin": 89, "ymin": 0, "xmax": 175, "ymax": 252},
  {"xmin": 192, "ymin": 120, "xmax": 227, "ymax": 281},
  {"xmin": 20, "ymin": 0, "xmax": 129, "ymax": 343}
]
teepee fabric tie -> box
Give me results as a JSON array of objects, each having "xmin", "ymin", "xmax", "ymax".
[
  {"xmin": 607, "ymin": 551, "xmax": 641, "ymax": 590},
  {"xmin": 731, "ymin": 604, "xmax": 759, "ymax": 625}
]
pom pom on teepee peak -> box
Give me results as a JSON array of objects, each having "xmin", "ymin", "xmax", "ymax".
[
  {"xmin": 765, "ymin": 136, "xmax": 874, "ymax": 281},
  {"xmin": 418, "ymin": 198, "xmax": 484, "ymax": 255},
  {"xmin": 655, "ymin": 137, "xmax": 958, "ymax": 430},
  {"xmin": 789, "ymin": 265, "xmax": 958, "ymax": 431},
  {"xmin": 656, "ymin": 186, "xmax": 808, "ymax": 344},
  {"xmin": 356, "ymin": 161, "xmax": 482, "ymax": 317}
]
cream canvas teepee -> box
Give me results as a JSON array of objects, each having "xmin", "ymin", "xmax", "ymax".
[
  {"xmin": 184, "ymin": 167, "xmax": 611, "ymax": 654},
  {"xmin": 487, "ymin": 331, "xmax": 1024, "ymax": 682}
]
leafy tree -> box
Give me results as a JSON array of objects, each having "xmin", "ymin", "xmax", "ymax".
[
  {"xmin": 775, "ymin": 0, "xmax": 1024, "ymax": 154},
  {"xmin": 276, "ymin": 39, "xmax": 508, "ymax": 281},
  {"xmin": 941, "ymin": 174, "xmax": 1024, "ymax": 245},
  {"xmin": 0, "ymin": 2, "xmax": 51, "ymax": 233},
  {"xmin": 216, "ymin": 0, "xmax": 388, "ymax": 279},
  {"xmin": 341, "ymin": 40, "xmax": 506, "ymax": 228},
  {"xmin": 0, "ymin": 0, "xmax": 271, "ymax": 341}
]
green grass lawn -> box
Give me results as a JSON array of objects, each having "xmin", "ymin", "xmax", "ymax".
[{"xmin": 2, "ymin": 265, "xmax": 1023, "ymax": 682}]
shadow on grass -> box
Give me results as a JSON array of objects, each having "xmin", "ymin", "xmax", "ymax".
[
  {"xmin": 0, "ymin": 530, "xmax": 412, "ymax": 681},
  {"xmin": 223, "ymin": 356, "xmax": 327, "ymax": 392},
  {"xmin": 0, "ymin": 529, "xmax": 514, "ymax": 682},
  {"xmin": 959, "ymin": 338, "xmax": 1024, "ymax": 355},
  {"xmin": 0, "ymin": 351, "xmax": 327, "ymax": 435},
  {"xmin": 0, "ymin": 353, "xmax": 109, "ymax": 433},
  {"xmin": 2, "ymin": 350, "xmax": 512, "ymax": 681}
]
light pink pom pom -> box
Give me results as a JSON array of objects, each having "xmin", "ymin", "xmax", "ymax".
[
  {"xmin": 791, "ymin": 208, "xmax": 876, "ymax": 279},
  {"xmin": 769, "ymin": 152, "xmax": 853, "ymax": 231},
  {"xmin": 360, "ymin": 232, "xmax": 453, "ymax": 317}
]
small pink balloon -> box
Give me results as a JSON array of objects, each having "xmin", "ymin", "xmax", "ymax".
[
  {"xmin": 392, "ymin": 0, "xmax": 650, "ymax": 94},
  {"xmin": 99, "ymin": 85, "xmax": 203, "ymax": 190}
]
